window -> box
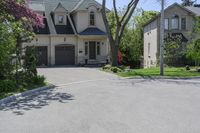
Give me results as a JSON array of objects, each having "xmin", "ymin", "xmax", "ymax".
[
  {"xmin": 148, "ymin": 43, "xmax": 150, "ymax": 57},
  {"xmin": 58, "ymin": 15, "xmax": 64, "ymax": 24},
  {"xmin": 89, "ymin": 11, "xmax": 95, "ymax": 26},
  {"xmin": 171, "ymin": 15, "xmax": 179, "ymax": 29},
  {"xmin": 181, "ymin": 18, "xmax": 186, "ymax": 30},
  {"xmin": 97, "ymin": 42, "xmax": 100, "ymax": 55},
  {"xmin": 85, "ymin": 42, "xmax": 88, "ymax": 55},
  {"xmin": 164, "ymin": 19, "xmax": 169, "ymax": 30}
]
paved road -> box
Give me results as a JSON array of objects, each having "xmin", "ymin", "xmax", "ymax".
[{"xmin": 1, "ymin": 68, "xmax": 200, "ymax": 133}]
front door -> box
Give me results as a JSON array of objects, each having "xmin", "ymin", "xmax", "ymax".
[{"xmin": 89, "ymin": 41, "xmax": 96, "ymax": 59}]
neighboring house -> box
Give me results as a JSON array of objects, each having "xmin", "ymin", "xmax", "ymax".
[
  {"xmin": 23, "ymin": 0, "xmax": 109, "ymax": 66},
  {"xmin": 143, "ymin": 3, "xmax": 200, "ymax": 68}
]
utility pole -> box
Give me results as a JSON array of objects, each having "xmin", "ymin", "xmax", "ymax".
[{"xmin": 160, "ymin": 0, "xmax": 164, "ymax": 76}]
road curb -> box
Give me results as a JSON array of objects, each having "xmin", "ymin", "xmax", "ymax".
[
  {"xmin": 0, "ymin": 84, "xmax": 55, "ymax": 106},
  {"xmin": 121, "ymin": 76, "xmax": 200, "ymax": 80},
  {"xmin": 120, "ymin": 76, "xmax": 200, "ymax": 84}
]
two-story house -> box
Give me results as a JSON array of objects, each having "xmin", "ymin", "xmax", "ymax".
[
  {"xmin": 23, "ymin": 0, "xmax": 109, "ymax": 66},
  {"xmin": 143, "ymin": 3, "xmax": 200, "ymax": 68}
]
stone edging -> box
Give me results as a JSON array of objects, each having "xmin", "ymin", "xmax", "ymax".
[{"xmin": 0, "ymin": 84, "xmax": 55, "ymax": 106}]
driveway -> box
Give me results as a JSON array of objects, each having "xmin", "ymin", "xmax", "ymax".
[
  {"xmin": 37, "ymin": 67, "xmax": 118, "ymax": 85},
  {"xmin": 1, "ymin": 68, "xmax": 200, "ymax": 133}
]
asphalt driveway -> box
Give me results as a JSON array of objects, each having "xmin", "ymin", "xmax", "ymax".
[
  {"xmin": 1, "ymin": 67, "xmax": 200, "ymax": 133},
  {"xmin": 37, "ymin": 67, "xmax": 118, "ymax": 85}
]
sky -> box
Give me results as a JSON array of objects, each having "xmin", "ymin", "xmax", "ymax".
[{"xmin": 96, "ymin": 0, "xmax": 200, "ymax": 11}]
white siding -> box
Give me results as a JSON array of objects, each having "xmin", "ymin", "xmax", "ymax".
[{"xmin": 144, "ymin": 20, "xmax": 158, "ymax": 68}]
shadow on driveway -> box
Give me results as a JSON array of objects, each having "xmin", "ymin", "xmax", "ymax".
[{"xmin": 0, "ymin": 88, "xmax": 74, "ymax": 115}]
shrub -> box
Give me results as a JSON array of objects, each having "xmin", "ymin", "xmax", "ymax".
[
  {"xmin": 103, "ymin": 64, "xmax": 112, "ymax": 70},
  {"xmin": 32, "ymin": 75, "xmax": 46, "ymax": 86},
  {"xmin": 0, "ymin": 80, "xmax": 16, "ymax": 92},
  {"xmin": 111, "ymin": 67, "xmax": 122, "ymax": 73},
  {"xmin": 185, "ymin": 65, "xmax": 190, "ymax": 71}
]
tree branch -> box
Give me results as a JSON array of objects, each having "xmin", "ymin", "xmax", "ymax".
[
  {"xmin": 120, "ymin": 0, "xmax": 135, "ymax": 23},
  {"xmin": 101, "ymin": 0, "xmax": 114, "ymax": 43},
  {"xmin": 119, "ymin": 0, "xmax": 139, "ymax": 40},
  {"xmin": 113, "ymin": 0, "xmax": 120, "ymax": 25}
]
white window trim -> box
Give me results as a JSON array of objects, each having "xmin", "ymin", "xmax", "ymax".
[
  {"xmin": 164, "ymin": 18, "xmax": 169, "ymax": 30},
  {"xmin": 88, "ymin": 10, "xmax": 96, "ymax": 27},
  {"xmin": 55, "ymin": 14, "xmax": 67, "ymax": 25},
  {"xmin": 148, "ymin": 43, "xmax": 151, "ymax": 57},
  {"xmin": 58, "ymin": 15, "xmax": 64, "ymax": 24},
  {"xmin": 171, "ymin": 18, "xmax": 179, "ymax": 30},
  {"xmin": 181, "ymin": 17, "xmax": 186, "ymax": 30}
]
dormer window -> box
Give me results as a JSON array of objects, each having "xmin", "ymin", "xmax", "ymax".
[
  {"xmin": 89, "ymin": 11, "xmax": 95, "ymax": 26},
  {"xmin": 58, "ymin": 15, "xmax": 64, "ymax": 24}
]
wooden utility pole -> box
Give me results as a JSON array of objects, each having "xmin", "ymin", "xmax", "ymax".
[{"xmin": 160, "ymin": 0, "xmax": 164, "ymax": 76}]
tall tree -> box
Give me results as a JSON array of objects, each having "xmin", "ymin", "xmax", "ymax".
[
  {"xmin": 181, "ymin": 0, "xmax": 197, "ymax": 6},
  {"xmin": 101, "ymin": 0, "xmax": 140, "ymax": 66},
  {"xmin": 0, "ymin": 0, "xmax": 43, "ymax": 84}
]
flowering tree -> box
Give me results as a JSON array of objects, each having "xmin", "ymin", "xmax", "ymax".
[
  {"xmin": 0, "ymin": 0, "xmax": 44, "ymax": 85},
  {"xmin": 1, "ymin": 0, "xmax": 43, "ymax": 27}
]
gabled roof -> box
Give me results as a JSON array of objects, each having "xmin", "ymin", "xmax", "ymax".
[
  {"xmin": 185, "ymin": 6, "xmax": 200, "ymax": 16},
  {"xmin": 143, "ymin": 3, "xmax": 199, "ymax": 27},
  {"xmin": 79, "ymin": 28, "xmax": 106, "ymax": 35},
  {"xmin": 74, "ymin": 0, "xmax": 102, "ymax": 11},
  {"xmin": 29, "ymin": 3, "xmax": 45, "ymax": 12},
  {"xmin": 53, "ymin": 2, "xmax": 68, "ymax": 12}
]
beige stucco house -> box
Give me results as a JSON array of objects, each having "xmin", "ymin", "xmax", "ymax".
[
  {"xmin": 23, "ymin": 0, "xmax": 109, "ymax": 66},
  {"xmin": 143, "ymin": 3, "xmax": 200, "ymax": 68}
]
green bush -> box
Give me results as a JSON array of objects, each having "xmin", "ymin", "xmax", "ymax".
[
  {"xmin": 102, "ymin": 64, "xmax": 112, "ymax": 70},
  {"xmin": 111, "ymin": 67, "xmax": 122, "ymax": 73},
  {"xmin": 0, "ymin": 80, "xmax": 16, "ymax": 92},
  {"xmin": 32, "ymin": 75, "xmax": 46, "ymax": 86}
]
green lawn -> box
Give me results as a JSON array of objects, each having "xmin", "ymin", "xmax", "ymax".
[{"xmin": 118, "ymin": 67, "xmax": 200, "ymax": 77}]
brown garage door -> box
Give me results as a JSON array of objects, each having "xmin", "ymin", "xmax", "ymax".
[
  {"xmin": 35, "ymin": 46, "xmax": 48, "ymax": 66},
  {"xmin": 55, "ymin": 45, "xmax": 75, "ymax": 65}
]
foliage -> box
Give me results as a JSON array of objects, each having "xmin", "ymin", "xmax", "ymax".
[
  {"xmin": 0, "ymin": 0, "xmax": 45, "ymax": 99},
  {"xmin": 0, "ymin": 23, "xmax": 16, "ymax": 80},
  {"xmin": 117, "ymin": 10, "xmax": 158, "ymax": 68},
  {"xmin": 187, "ymin": 39, "xmax": 200, "ymax": 65},
  {"xmin": 0, "ymin": 0, "xmax": 43, "ymax": 27},
  {"xmin": 164, "ymin": 35, "xmax": 188, "ymax": 66},
  {"xmin": 102, "ymin": 64, "xmax": 123, "ymax": 73},
  {"xmin": 0, "ymin": 80, "xmax": 16, "ymax": 93},
  {"xmin": 24, "ymin": 47, "xmax": 38, "ymax": 78},
  {"xmin": 111, "ymin": 67, "xmax": 122, "ymax": 73},
  {"xmin": 181, "ymin": 0, "xmax": 196, "ymax": 6},
  {"xmin": 101, "ymin": 0, "xmax": 140, "ymax": 66},
  {"xmin": 32, "ymin": 75, "xmax": 46, "ymax": 86},
  {"xmin": 102, "ymin": 64, "xmax": 112, "ymax": 70},
  {"xmin": 194, "ymin": 17, "xmax": 200, "ymax": 34}
]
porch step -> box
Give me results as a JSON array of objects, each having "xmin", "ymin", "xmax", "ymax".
[{"xmin": 88, "ymin": 60, "xmax": 98, "ymax": 64}]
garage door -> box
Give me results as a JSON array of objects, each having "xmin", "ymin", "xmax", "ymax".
[
  {"xmin": 55, "ymin": 45, "xmax": 75, "ymax": 65},
  {"xmin": 35, "ymin": 46, "xmax": 48, "ymax": 66}
]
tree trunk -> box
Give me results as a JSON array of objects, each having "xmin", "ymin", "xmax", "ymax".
[{"xmin": 110, "ymin": 42, "xmax": 119, "ymax": 66}]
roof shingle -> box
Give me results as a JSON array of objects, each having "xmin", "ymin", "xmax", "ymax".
[{"xmin": 79, "ymin": 28, "xmax": 106, "ymax": 35}]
